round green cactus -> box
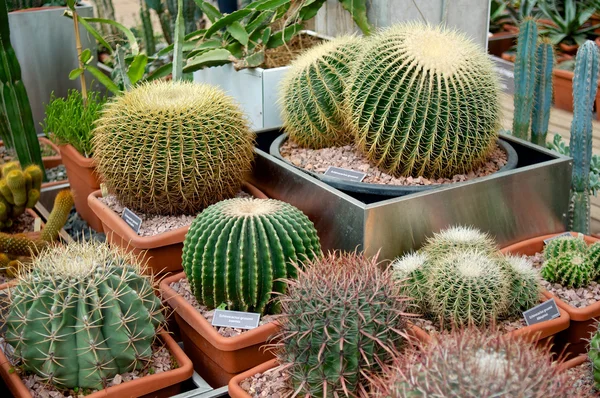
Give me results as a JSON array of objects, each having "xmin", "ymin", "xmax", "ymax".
[
  {"xmin": 424, "ymin": 226, "xmax": 497, "ymax": 260},
  {"xmin": 504, "ymin": 254, "xmax": 542, "ymax": 314},
  {"xmin": 93, "ymin": 81, "xmax": 255, "ymax": 215},
  {"xmin": 182, "ymin": 197, "xmax": 321, "ymax": 315},
  {"xmin": 281, "ymin": 36, "xmax": 363, "ymax": 149},
  {"xmin": 541, "ymin": 251, "xmax": 594, "ymax": 288},
  {"xmin": 276, "ymin": 251, "xmax": 408, "ymax": 396},
  {"xmin": 347, "ymin": 23, "xmax": 500, "ymax": 178},
  {"xmin": 587, "ymin": 241, "xmax": 600, "ymax": 276},
  {"xmin": 543, "ymin": 236, "xmax": 587, "ymax": 259},
  {"xmin": 391, "ymin": 251, "xmax": 428, "ymax": 311},
  {"xmin": 4, "ymin": 241, "xmax": 164, "ymax": 389},
  {"xmin": 589, "ymin": 327, "xmax": 600, "ymax": 387},
  {"xmin": 426, "ymin": 249, "xmax": 510, "ymax": 327}
]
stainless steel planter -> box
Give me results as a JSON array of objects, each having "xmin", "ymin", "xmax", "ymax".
[{"xmin": 250, "ymin": 130, "xmax": 572, "ymax": 261}]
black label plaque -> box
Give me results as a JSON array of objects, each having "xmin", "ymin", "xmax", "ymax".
[
  {"xmin": 211, "ymin": 309, "xmax": 260, "ymax": 330},
  {"xmin": 324, "ymin": 166, "xmax": 366, "ymax": 182},
  {"xmin": 122, "ymin": 208, "xmax": 142, "ymax": 234},
  {"xmin": 523, "ymin": 299, "xmax": 561, "ymax": 326}
]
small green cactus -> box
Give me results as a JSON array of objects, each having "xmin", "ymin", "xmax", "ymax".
[
  {"xmin": 512, "ymin": 18, "xmax": 538, "ymax": 140},
  {"xmin": 504, "ymin": 254, "xmax": 542, "ymax": 315},
  {"xmin": 281, "ymin": 36, "xmax": 363, "ymax": 149},
  {"xmin": 348, "ymin": 23, "xmax": 500, "ymax": 178},
  {"xmin": 182, "ymin": 198, "xmax": 321, "ymax": 315},
  {"xmin": 275, "ymin": 251, "xmax": 408, "ymax": 396},
  {"xmin": 0, "ymin": 162, "xmax": 43, "ymax": 228},
  {"xmin": 4, "ymin": 241, "xmax": 164, "ymax": 389},
  {"xmin": 541, "ymin": 251, "xmax": 594, "ymax": 288},
  {"xmin": 587, "ymin": 242, "xmax": 600, "ymax": 276},
  {"xmin": 543, "ymin": 236, "xmax": 587, "ymax": 259},
  {"xmin": 391, "ymin": 251, "xmax": 427, "ymax": 311},
  {"xmin": 423, "ymin": 225, "xmax": 497, "ymax": 260},
  {"xmin": 590, "ymin": 327, "xmax": 600, "ymax": 387}
]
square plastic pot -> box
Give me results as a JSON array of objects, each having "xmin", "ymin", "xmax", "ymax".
[
  {"xmin": 501, "ymin": 232, "xmax": 600, "ymax": 357},
  {"xmin": 160, "ymin": 272, "xmax": 279, "ymax": 388},
  {"xmin": 0, "ymin": 332, "xmax": 193, "ymax": 398},
  {"xmin": 88, "ymin": 182, "xmax": 267, "ymax": 275}
]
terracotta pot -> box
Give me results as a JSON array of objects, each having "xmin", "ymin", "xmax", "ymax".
[
  {"xmin": 0, "ymin": 332, "xmax": 193, "ymax": 398},
  {"xmin": 228, "ymin": 358, "xmax": 278, "ymax": 398},
  {"xmin": 553, "ymin": 68, "xmax": 600, "ymax": 120},
  {"xmin": 88, "ymin": 182, "xmax": 267, "ymax": 275},
  {"xmin": 160, "ymin": 272, "xmax": 279, "ymax": 387},
  {"xmin": 0, "ymin": 137, "xmax": 67, "ymax": 186},
  {"xmin": 559, "ymin": 42, "xmax": 579, "ymax": 55},
  {"xmin": 501, "ymin": 52, "xmax": 515, "ymax": 63},
  {"xmin": 488, "ymin": 31, "xmax": 518, "ymax": 57},
  {"xmin": 58, "ymin": 144, "xmax": 103, "ymax": 232},
  {"xmin": 557, "ymin": 354, "xmax": 588, "ymax": 372},
  {"xmin": 502, "ymin": 232, "xmax": 599, "ymax": 357}
]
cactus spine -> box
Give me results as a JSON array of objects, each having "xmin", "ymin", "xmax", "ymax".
[
  {"xmin": 543, "ymin": 236, "xmax": 587, "ymax": 258},
  {"xmin": 512, "ymin": 18, "xmax": 538, "ymax": 140},
  {"xmin": 569, "ymin": 41, "xmax": 599, "ymax": 234},
  {"xmin": 541, "ymin": 251, "xmax": 594, "ymax": 288},
  {"xmin": 276, "ymin": 252, "xmax": 408, "ymax": 396},
  {"xmin": 4, "ymin": 241, "xmax": 164, "ymax": 389},
  {"xmin": 348, "ymin": 23, "xmax": 500, "ymax": 178},
  {"xmin": 391, "ymin": 252, "xmax": 427, "ymax": 310},
  {"xmin": 590, "ymin": 327, "xmax": 600, "ymax": 387},
  {"xmin": 504, "ymin": 255, "xmax": 542, "ymax": 314},
  {"xmin": 0, "ymin": 0, "xmax": 45, "ymax": 176},
  {"xmin": 531, "ymin": 39, "xmax": 554, "ymax": 146},
  {"xmin": 182, "ymin": 198, "xmax": 321, "ymax": 314}
]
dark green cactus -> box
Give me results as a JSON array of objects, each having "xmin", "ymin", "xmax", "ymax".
[
  {"xmin": 587, "ymin": 242, "xmax": 600, "ymax": 276},
  {"xmin": 140, "ymin": 0, "xmax": 156, "ymax": 55},
  {"xmin": 182, "ymin": 198, "xmax": 321, "ymax": 315},
  {"xmin": 391, "ymin": 251, "xmax": 427, "ymax": 311},
  {"xmin": 541, "ymin": 251, "xmax": 594, "ymax": 288},
  {"xmin": 531, "ymin": 38, "xmax": 554, "ymax": 146},
  {"xmin": 349, "ymin": 23, "xmax": 500, "ymax": 178},
  {"xmin": 569, "ymin": 40, "xmax": 599, "ymax": 234},
  {"xmin": 4, "ymin": 241, "xmax": 164, "ymax": 389},
  {"xmin": 504, "ymin": 254, "xmax": 542, "ymax": 314},
  {"xmin": 543, "ymin": 236, "xmax": 587, "ymax": 259},
  {"xmin": 0, "ymin": 0, "xmax": 45, "ymax": 176},
  {"xmin": 512, "ymin": 18, "xmax": 538, "ymax": 140},
  {"xmin": 590, "ymin": 327, "xmax": 600, "ymax": 388},
  {"xmin": 276, "ymin": 251, "xmax": 408, "ymax": 396}
]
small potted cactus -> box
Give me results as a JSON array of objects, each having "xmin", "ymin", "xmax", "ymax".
[
  {"xmin": 228, "ymin": 251, "xmax": 413, "ymax": 397},
  {"xmin": 88, "ymin": 80, "xmax": 265, "ymax": 274},
  {"xmin": 0, "ymin": 240, "xmax": 193, "ymax": 397},
  {"xmin": 393, "ymin": 226, "xmax": 569, "ymax": 343},
  {"xmin": 160, "ymin": 197, "xmax": 322, "ymax": 387},
  {"xmin": 271, "ymin": 22, "xmax": 518, "ymax": 199}
]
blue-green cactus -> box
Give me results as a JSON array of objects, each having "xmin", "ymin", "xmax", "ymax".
[
  {"xmin": 531, "ymin": 38, "xmax": 554, "ymax": 146},
  {"xmin": 569, "ymin": 41, "xmax": 599, "ymax": 234},
  {"xmin": 512, "ymin": 18, "xmax": 538, "ymax": 140}
]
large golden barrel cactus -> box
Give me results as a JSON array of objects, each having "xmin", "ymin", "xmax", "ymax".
[
  {"xmin": 348, "ymin": 23, "xmax": 501, "ymax": 178},
  {"xmin": 93, "ymin": 81, "xmax": 255, "ymax": 215}
]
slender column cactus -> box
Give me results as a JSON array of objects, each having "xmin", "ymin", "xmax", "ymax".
[
  {"xmin": 0, "ymin": 0, "xmax": 45, "ymax": 175},
  {"xmin": 569, "ymin": 41, "xmax": 599, "ymax": 234},
  {"xmin": 531, "ymin": 39, "xmax": 554, "ymax": 146},
  {"xmin": 140, "ymin": 0, "xmax": 156, "ymax": 55},
  {"xmin": 512, "ymin": 18, "xmax": 538, "ymax": 140}
]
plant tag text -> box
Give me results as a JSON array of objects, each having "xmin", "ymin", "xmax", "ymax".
[
  {"xmin": 324, "ymin": 166, "xmax": 366, "ymax": 182},
  {"xmin": 523, "ymin": 299, "xmax": 560, "ymax": 326},
  {"xmin": 122, "ymin": 208, "xmax": 142, "ymax": 234},
  {"xmin": 543, "ymin": 232, "xmax": 574, "ymax": 245},
  {"xmin": 211, "ymin": 309, "xmax": 260, "ymax": 330}
]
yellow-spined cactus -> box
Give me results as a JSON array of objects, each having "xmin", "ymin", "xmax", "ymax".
[
  {"xmin": 41, "ymin": 190, "xmax": 74, "ymax": 242},
  {"xmin": 0, "ymin": 163, "xmax": 43, "ymax": 226},
  {"xmin": 93, "ymin": 81, "xmax": 255, "ymax": 215}
]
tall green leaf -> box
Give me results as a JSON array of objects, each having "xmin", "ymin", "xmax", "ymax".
[
  {"xmin": 339, "ymin": 0, "xmax": 371, "ymax": 35},
  {"xmin": 227, "ymin": 21, "xmax": 249, "ymax": 46},
  {"xmin": 173, "ymin": 0, "xmax": 185, "ymax": 80}
]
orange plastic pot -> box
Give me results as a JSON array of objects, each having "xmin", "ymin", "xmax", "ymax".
[
  {"xmin": 502, "ymin": 232, "xmax": 599, "ymax": 357},
  {"xmin": 88, "ymin": 182, "xmax": 267, "ymax": 274},
  {"xmin": 0, "ymin": 332, "xmax": 193, "ymax": 398},
  {"xmin": 58, "ymin": 144, "xmax": 103, "ymax": 232},
  {"xmin": 160, "ymin": 272, "xmax": 279, "ymax": 387}
]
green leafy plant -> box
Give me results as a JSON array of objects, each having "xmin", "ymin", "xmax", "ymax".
[
  {"xmin": 182, "ymin": 197, "xmax": 321, "ymax": 315},
  {"xmin": 42, "ymin": 90, "xmax": 105, "ymax": 157},
  {"xmin": 538, "ymin": 0, "xmax": 599, "ymax": 46},
  {"xmin": 275, "ymin": 251, "xmax": 409, "ymax": 396},
  {"xmin": 3, "ymin": 241, "xmax": 164, "ymax": 390},
  {"xmin": 490, "ymin": 0, "xmax": 510, "ymax": 33}
]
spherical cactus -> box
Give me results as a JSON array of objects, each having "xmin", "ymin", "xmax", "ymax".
[
  {"xmin": 276, "ymin": 251, "xmax": 409, "ymax": 396},
  {"xmin": 0, "ymin": 163, "xmax": 42, "ymax": 228},
  {"xmin": 426, "ymin": 249, "xmax": 510, "ymax": 327},
  {"xmin": 541, "ymin": 251, "xmax": 594, "ymax": 288},
  {"xmin": 504, "ymin": 254, "xmax": 542, "ymax": 314},
  {"xmin": 371, "ymin": 329, "xmax": 581, "ymax": 397},
  {"xmin": 543, "ymin": 236, "xmax": 587, "ymax": 259},
  {"xmin": 348, "ymin": 23, "xmax": 500, "ymax": 178},
  {"xmin": 589, "ymin": 328, "xmax": 600, "ymax": 387},
  {"xmin": 182, "ymin": 197, "xmax": 321, "ymax": 315},
  {"xmin": 424, "ymin": 226, "xmax": 497, "ymax": 260},
  {"xmin": 93, "ymin": 81, "xmax": 255, "ymax": 215},
  {"xmin": 587, "ymin": 242, "xmax": 600, "ymax": 276},
  {"xmin": 391, "ymin": 251, "xmax": 428, "ymax": 311},
  {"xmin": 4, "ymin": 241, "xmax": 164, "ymax": 389},
  {"xmin": 280, "ymin": 36, "xmax": 363, "ymax": 149}
]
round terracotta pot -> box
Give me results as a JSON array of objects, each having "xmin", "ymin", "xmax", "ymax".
[
  {"xmin": 58, "ymin": 144, "xmax": 103, "ymax": 232},
  {"xmin": 88, "ymin": 182, "xmax": 267, "ymax": 275},
  {"xmin": 0, "ymin": 332, "xmax": 193, "ymax": 398},
  {"xmin": 502, "ymin": 232, "xmax": 599, "ymax": 358},
  {"xmin": 553, "ymin": 68, "xmax": 600, "ymax": 120},
  {"xmin": 160, "ymin": 272, "xmax": 279, "ymax": 388}
]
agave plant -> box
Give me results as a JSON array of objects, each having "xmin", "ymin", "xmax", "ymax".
[{"xmin": 538, "ymin": 0, "xmax": 599, "ymax": 46}]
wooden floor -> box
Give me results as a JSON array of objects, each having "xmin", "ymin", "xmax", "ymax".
[{"xmin": 500, "ymin": 93, "xmax": 600, "ymax": 233}]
